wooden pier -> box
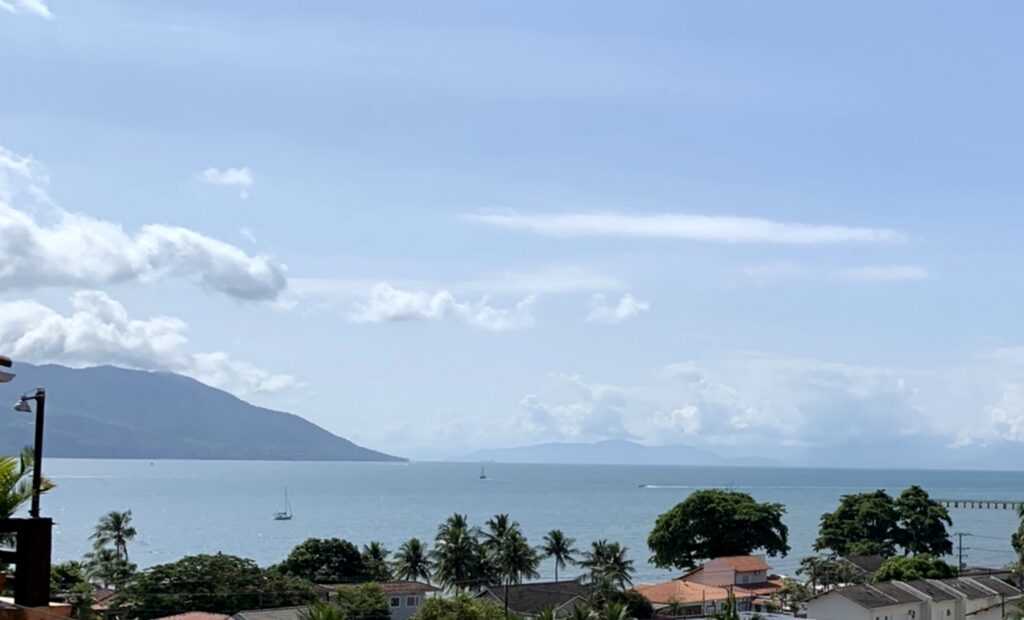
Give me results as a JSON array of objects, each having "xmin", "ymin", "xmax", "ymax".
[{"xmin": 936, "ymin": 498, "xmax": 1024, "ymax": 510}]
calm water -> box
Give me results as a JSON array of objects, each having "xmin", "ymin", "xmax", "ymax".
[{"xmin": 37, "ymin": 460, "xmax": 1024, "ymax": 584}]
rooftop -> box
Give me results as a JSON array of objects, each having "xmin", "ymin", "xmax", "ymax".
[
  {"xmin": 232, "ymin": 607, "xmax": 308, "ymax": 620},
  {"xmin": 478, "ymin": 581, "xmax": 590, "ymax": 614},
  {"xmin": 842, "ymin": 555, "xmax": 887, "ymax": 575},
  {"xmin": 636, "ymin": 580, "xmax": 734, "ymax": 605},
  {"xmin": 899, "ymin": 580, "xmax": 958, "ymax": 602},
  {"xmin": 714, "ymin": 556, "xmax": 771, "ymax": 573},
  {"xmin": 154, "ymin": 613, "xmax": 230, "ymax": 620}
]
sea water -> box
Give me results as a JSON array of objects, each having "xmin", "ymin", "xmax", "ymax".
[{"xmin": 37, "ymin": 459, "xmax": 1024, "ymax": 584}]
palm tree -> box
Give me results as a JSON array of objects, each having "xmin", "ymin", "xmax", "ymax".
[
  {"xmin": 363, "ymin": 541, "xmax": 393, "ymax": 581},
  {"xmin": 569, "ymin": 604, "xmax": 593, "ymax": 620},
  {"xmin": 483, "ymin": 514, "xmax": 516, "ymax": 549},
  {"xmin": 91, "ymin": 510, "xmax": 137, "ymax": 561},
  {"xmin": 394, "ymin": 538, "xmax": 432, "ymax": 583},
  {"xmin": 0, "ymin": 449, "xmax": 55, "ymax": 544},
  {"xmin": 84, "ymin": 546, "xmax": 136, "ymax": 589},
  {"xmin": 542, "ymin": 530, "xmax": 578, "ymax": 582},
  {"xmin": 597, "ymin": 601, "xmax": 630, "ymax": 620},
  {"xmin": 300, "ymin": 602, "xmax": 346, "ymax": 620},
  {"xmin": 580, "ymin": 540, "xmax": 634, "ymax": 590},
  {"xmin": 493, "ymin": 530, "xmax": 541, "ymax": 613},
  {"xmin": 433, "ymin": 513, "xmax": 481, "ymax": 592}
]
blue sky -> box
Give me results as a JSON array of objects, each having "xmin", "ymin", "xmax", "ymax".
[{"xmin": 2, "ymin": 1, "xmax": 1024, "ymax": 463}]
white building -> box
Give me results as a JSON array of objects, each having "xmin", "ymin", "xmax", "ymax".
[{"xmin": 806, "ymin": 577, "xmax": 1021, "ymax": 620}]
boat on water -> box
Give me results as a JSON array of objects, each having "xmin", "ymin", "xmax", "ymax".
[
  {"xmin": 274, "ymin": 487, "xmax": 293, "ymax": 521},
  {"xmin": 479, "ymin": 466, "xmax": 487, "ymax": 480}
]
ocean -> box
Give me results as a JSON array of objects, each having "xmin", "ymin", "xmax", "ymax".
[{"xmin": 39, "ymin": 459, "xmax": 1024, "ymax": 584}]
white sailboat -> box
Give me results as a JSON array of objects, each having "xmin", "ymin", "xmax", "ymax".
[
  {"xmin": 274, "ymin": 487, "xmax": 293, "ymax": 521},
  {"xmin": 479, "ymin": 465, "xmax": 487, "ymax": 480}
]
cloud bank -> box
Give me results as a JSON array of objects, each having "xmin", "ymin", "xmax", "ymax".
[
  {"xmin": 197, "ymin": 166, "xmax": 254, "ymax": 199},
  {"xmin": 469, "ymin": 210, "xmax": 904, "ymax": 245},
  {"xmin": 0, "ymin": 0, "xmax": 52, "ymax": 19},
  {"xmin": 0, "ymin": 291, "xmax": 296, "ymax": 396},
  {"xmin": 0, "ymin": 147, "xmax": 286, "ymax": 300},
  {"xmin": 349, "ymin": 282, "xmax": 536, "ymax": 332}
]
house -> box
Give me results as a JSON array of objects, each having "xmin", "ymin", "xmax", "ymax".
[
  {"xmin": 476, "ymin": 581, "xmax": 591, "ymax": 618},
  {"xmin": 231, "ymin": 606, "xmax": 309, "ymax": 620},
  {"xmin": 375, "ymin": 582, "xmax": 439, "ymax": 620},
  {"xmin": 805, "ymin": 577, "xmax": 1022, "ymax": 620},
  {"xmin": 635, "ymin": 556, "xmax": 783, "ymax": 617},
  {"xmin": 840, "ymin": 557, "xmax": 887, "ymax": 582}
]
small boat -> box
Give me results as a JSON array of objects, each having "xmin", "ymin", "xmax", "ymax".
[
  {"xmin": 274, "ymin": 487, "xmax": 293, "ymax": 521},
  {"xmin": 479, "ymin": 466, "xmax": 487, "ymax": 480}
]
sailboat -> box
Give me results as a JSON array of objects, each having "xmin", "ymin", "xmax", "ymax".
[
  {"xmin": 274, "ymin": 487, "xmax": 293, "ymax": 521},
  {"xmin": 479, "ymin": 466, "xmax": 487, "ymax": 480}
]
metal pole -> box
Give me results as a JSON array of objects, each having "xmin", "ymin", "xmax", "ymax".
[{"xmin": 30, "ymin": 388, "xmax": 45, "ymax": 519}]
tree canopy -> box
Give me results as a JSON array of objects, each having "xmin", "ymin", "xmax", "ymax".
[
  {"xmin": 413, "ymin": 594, "xmax": 507, "ymax": 620},
  {"xmin": 276, "ymin": 538, "xmax": 368, "ymax": 584},
  {"xmin": 872, "ymin": 555, "xmax": 956, "ymax": 581},
  {"xmin": 119, "ymin": 553, "xmax": 315, "ymax": 619},
  {"xmin": 335, "ymin": 583, "xmax": 391, "ymax": 620},
  {"xmin": 815, "ymin": 487, "xmax": 952, "ymax": 558},
  {"xmin": 647, "ymin": 489, "xmax": 789, "ymax": 569}
]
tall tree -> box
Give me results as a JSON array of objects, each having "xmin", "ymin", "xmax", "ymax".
[
  {"xmin": 872, "ymin": 555, "xmax": 956, "ymax": 581},
  {"xmin": 276, "ymin": 538, "xmax": 367, "ymax": 584},
  {"xmin": 91, "ymin": 510, "xmax": 137, "ymax": 561},
  {"xmin": 432, "ymin": 513, "xmax": 482, "ymax": 592},
  {"xmin": 580, "ymin": 540, "xmax": 634, "ymax": 590},
  {"xmin": 393, "ymin": 538, "xmax": 432, "ymax": 583},
  {"xmin": 0, "ymin": 449, "xmax": 55, "ymax": 544},
  {"xmin": 797, "ymin": 555, "xmax": 865, "ymax": 592},
  {"xmin": 118, "ymin": 554, "xmax": 315, "ymax": 619},
  {"xmin": 895, "ymin": 486, "xmax": 953, "ymax": 556},
  {"xmin": 84, "ymin": 546, "xmax": 137, "ymax": 589},
  {"xmin": 815, "ymin": 490, "xmax": 900, "ymax": 557},
  {"xmin": 482, "ymin": 514, "xmax": 516, "ymax": 549},
  {"xmin": 362, "ymin": 542, "xmax": 393, "ymax": 582},
  {"xmin": 335, "ymin": 583, "xmax": 391, "ymax": 620},
  {"xmin": 542, "ymin": 530, "xmax": 578, "ymax": 582},
  {"xmin": 648, "ymin": 489, "xmax": 789, "ymax": 569}
]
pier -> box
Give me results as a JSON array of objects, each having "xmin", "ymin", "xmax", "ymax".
[{"xmin": 936, "ymin": 498, "xmax": 1024, "ymax": 510}]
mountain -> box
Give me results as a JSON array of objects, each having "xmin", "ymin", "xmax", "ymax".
[
  {"xmin": 464, "ymin": 439, "xmax": 779, "ymax": 467},
  {"xmin": 0, "ymin": 363, "xmax": 403, "ymax": 461}
]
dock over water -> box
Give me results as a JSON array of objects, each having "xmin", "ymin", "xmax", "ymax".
[{"xmin": 936, "ymin": 498, "xmax": 1023, "ymax": 510}]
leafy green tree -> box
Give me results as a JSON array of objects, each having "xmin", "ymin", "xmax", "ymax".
[
  {"xmin": 394, "ymin": 538, "xmax": 433, "ymax": 583},
  {"xmin": 336, "ymin": 583, "xmax": 391, "ymax": 620},
  {"xmin": 774, "ymin": 578, "xmax": 810, "ymax": 612},
  {"xmin": 85, "ymin": 546, "xmax": 137, "ymax": 589},
  {"xmin": 276, "ymin": 538, "xmax": 367, "ymax": 584},
  {"xmin": 815, "ymin": 491, "xmax": 900, "ymax": 557},
  {"xmin": 872, "ymin": 555, "xmax": 955, "ymax": 581},
  {"xmin": 118, "ymin": 553, "xmax": 315, "ymax": 619},
  {"xmin": 580, "ymin": 540, "xmax": 634, "ymax": 591},
  {"xmin": 541, "ymin": 530, "xmax": 578, "ymax": 582},
  {"xmin": 91, "ymin": 510, "xmax": 137, "ymax": 561},
  {"xmin": 413, "ymin": 593, "xmax": 507, "ymax": 620},
  {"xmin": 432, "ymin": 514, "xmax": 483, "ymax": 592},
  {"xmin": 648, "ymin": 490, "xmax": 789, "ymax": 569},
  {"xmin": 612, "ymin": 590, "xmax": 654, "ymax": 620},
  {"xmin": 51, "ymin": 562, "xmax": 96, "ymax": 620},
  {"xmin": 300, "ymin": 602, "xmax": 346, "ymax": 620},
  {"xmin": 363, "ymin": 542, "xmax": 393, "ymax": 582},
  {"xmin": 797, "ymin": 555, "xmax": 865, "ymax": 591},
  {"xmin": 895, "ymin": 486, "xmax": 953, "ymax": 556},
  {"xmin": 0, "ymin": 449, "xmax": 55, "ymax": 544}
]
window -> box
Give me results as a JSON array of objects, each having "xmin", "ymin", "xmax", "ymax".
[
  {"xmin": 407, "ymin": 596, "xmax": 419, "ymax": 607},
  {"xmin": 390, "ymin": 597, "xmax": 401, "ymax": 608}
]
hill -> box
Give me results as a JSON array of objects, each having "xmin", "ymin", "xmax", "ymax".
[
  {"xmin": 464, "ymin": 439, "xmax": 778, "ymax": 466},
  {"xmin": 0, "ymin": 363, "xmax": 402, "ymax": 461}
]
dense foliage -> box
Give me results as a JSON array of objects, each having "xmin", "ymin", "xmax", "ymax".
[
  {"xmin": 815, "ymin": 487, "xmax": 951, "ymax": 557},
  {"xmin": 276, "ymin": 537, "xmax": 368, "ymax": 584},
  {"xmin": 0, "ymin": 449, "xmax": 55, "ymax": 544},
  {"xmin": 647, "ymin": 489, "xmax": 789, "ymax": 569},
  {"xmin": 335, "ymin": 583, "xmax": 391, "ymax": 620},
  {"xmin": 118, "ymin": 553, "xmax": 316, "ymax": 619},
  {"xmin": 413, "ymin": 594, "xmax": 508, "ymax": 620},
  {"xmin": 362, "ymin": 542, "xmax": 393, "ymax": 582},
  {"xmin": 872, "ymin": 555, "xmax": 956, "ymax": 581},
  {"xmin": 797, "ymin": 555, "xmax": 865, "ymax": 590},
  {"xmin": 394, "ymin": 538, "xmax": 433, "ymax": 583}
]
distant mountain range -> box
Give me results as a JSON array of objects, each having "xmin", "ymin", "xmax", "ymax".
[
  {"xmin": 464, "ymin": 439, "xmax": 780, "ymax": 467},
  {"xmin": 0, "ymin": 363, "xmax": 402, "ymax": 462}
]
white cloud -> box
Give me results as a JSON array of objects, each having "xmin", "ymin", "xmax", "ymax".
[
  {"xmin": 0, "ymin": 291, "xmax": 297, "ymax": 396},
  {"xmin": 587, "ymin": 293, "xmax": 650, "ymax": 324},
  {"xmin": 348, "ymin": 282, "xmax": 536, "ymax": 332},
  {"xmin": 0, "ymin": 0, "xmax": 52, "ymax": 19},
  {"xmin": 468, "ymin": 209, "xmax": 904, "ymax": 245},
  {"xmin": 197, "ymin": 166, "xmax": 254, "ymax": 199},
  {"xmin": 0, "ymin": 146, "xmax": 286, "ymax": 300}
]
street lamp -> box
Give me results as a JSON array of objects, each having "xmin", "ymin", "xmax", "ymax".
[{"xmin": 13, "ymin": 388, "xmax": 46, "ymax": 518}]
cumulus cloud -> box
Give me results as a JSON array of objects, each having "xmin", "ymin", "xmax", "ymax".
[
  {"xmin": 587, "ymin": 293, "xmax": 650, "ymax": 324},
  {"xmin": 0, "ymin": 146, "xmax": 286, "ymax": 300},
  {"xmin": 197, "ymin": 166, "xmax": 254, "ymax": 199},
  {"xmin": 348, "ymin": 282, "xmax": 536, "ymax": 332},
  {"xmin": 468, "ymin": 209, "xmax": 904, "ymax": 245},
  {"xmin": 0, "ymin": 0, "xmax": 52, "ymax": 19},
  {"xmin": 0, "ymin": 291, "xmax": 296, "ymax": 396}
]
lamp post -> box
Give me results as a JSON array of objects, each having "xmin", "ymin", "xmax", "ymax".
[{"xmin": 14, "ymin": 388, "xmax": 46, "ymax": 519}]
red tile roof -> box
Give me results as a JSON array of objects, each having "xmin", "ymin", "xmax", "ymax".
[
  {"xmin": 636, "ymin": 581, "xmax": 733, "ymax": 605},
  {"xmin": 715, "ymin": 556, "xmax": 771, "ymax": 572}
]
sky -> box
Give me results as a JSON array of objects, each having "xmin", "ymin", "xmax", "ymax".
[{"xmin": 2, "ymin": 1, "xmax": 1024, "ymax": 464}]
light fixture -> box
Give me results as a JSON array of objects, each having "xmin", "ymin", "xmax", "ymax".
[{"xmin": 14, "ymin": 397, "xmax": 32, "ymax": 413}]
